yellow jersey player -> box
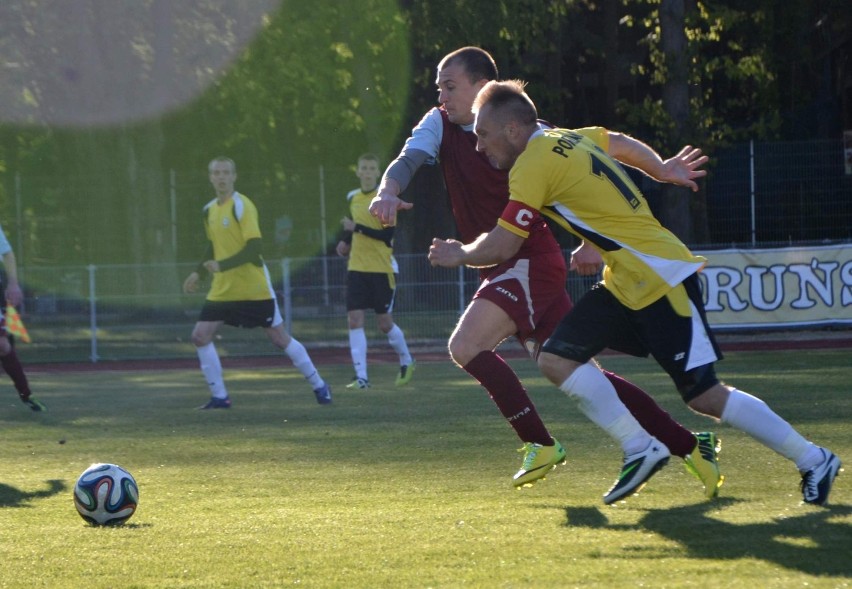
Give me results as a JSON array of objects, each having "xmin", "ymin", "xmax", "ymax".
[
  {"xmin": 431, "ymin": 79, "xmax": 840, "ymax": 506},
  {"xmin": 336, "ymin": 153, "xmax": 414, "ymax": 389},
  {"xmin": 183, "ymin": 156, "xmax": 332, "ymax": 407}
]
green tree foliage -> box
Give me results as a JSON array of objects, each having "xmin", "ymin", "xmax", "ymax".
[{"xmin": 0, "ymin": 0, "xmax": 847, "ymax": 280}]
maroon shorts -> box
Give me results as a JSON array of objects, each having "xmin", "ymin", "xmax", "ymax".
[{"xmin": 472, "ymin": 249, "xmax": 572, "ymax": 356}]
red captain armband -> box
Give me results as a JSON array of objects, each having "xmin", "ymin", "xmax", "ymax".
[{"xmin": 499, "ymin": 200, "xmax": 541, "ymax": 236}]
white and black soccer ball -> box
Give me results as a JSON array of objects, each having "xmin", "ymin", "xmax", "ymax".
[{"xmin": 73, "ymin": 463, "xmax": 139, "ymax": 526}]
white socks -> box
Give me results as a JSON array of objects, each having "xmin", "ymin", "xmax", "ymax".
[
  {"xmin": 197, "ymin": 342, "xmax": 228, "ymax": 399},
  {"xmin": 721, "ymin": 388, "xmax": 821, "ymax": 470},
  {"xmin": 349, "ymin": 328, "xmax": 368, "ymax": 380},
  {"xmin": 560, "ymin": 363, "xmax": 651, "ymax": 455},
  {"xmin": 386, "ymin": 324, "xmax": 413, "ymax": 366},
  {"xmin": 284, "ymin": 337, "xmax": 325, "ymax": 390}
]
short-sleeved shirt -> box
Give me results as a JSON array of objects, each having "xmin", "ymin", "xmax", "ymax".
[
  {"xmin": 202, "ymin": 192, "xmax": 273, "ymax": 302},
  {"xmin": 498, "ymin": 127, "xmax": 706, "ymax": 310}
]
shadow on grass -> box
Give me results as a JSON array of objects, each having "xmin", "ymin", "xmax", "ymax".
[
  {"xmin": 0, "ymin": 479, "xmax": 66, "ymax": 507},
  {"xmin": 564, "ymin": 498, "xmax": 852, "ymax": 578}
]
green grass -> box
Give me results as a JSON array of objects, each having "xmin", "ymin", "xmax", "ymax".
[{"xmin": 1, "ymin": 350, "xmax": 850, "ymax": 588}]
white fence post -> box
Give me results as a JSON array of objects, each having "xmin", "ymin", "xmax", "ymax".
[{"xmin": 88, "ymin": 264, "xmax": 99, "ymax": 363}]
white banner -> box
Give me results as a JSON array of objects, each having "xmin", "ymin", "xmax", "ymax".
[{"xmin": 695, "ymin": 244, "xmax": 852, "ymax": 329}]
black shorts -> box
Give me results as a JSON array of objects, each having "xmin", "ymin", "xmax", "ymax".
[
  {"xmin": 541, "ymin": 274, "xmax": 722, "ymax": 402},
  {"xmin": 346, "ymin": 271, "xmax": 396, "ymax": 314},
  {"xmin": 198, "ymin": 299, "xmax": 280, "ymax": 329}
]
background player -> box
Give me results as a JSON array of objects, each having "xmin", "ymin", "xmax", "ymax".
[
  {"xmin": 183, "ymin": 156, "xmax": 332, "ymax": 407},
  {"xmin": 336, "ymin": 153, "xmax": 414, "ymax": 389},
  {"xmin": 434, "ymin": 79, "xmax": 840, "ymax": 505},
  {"xmin": 0, "ymin": 221, "xmax": 45, "ymax": 412}
]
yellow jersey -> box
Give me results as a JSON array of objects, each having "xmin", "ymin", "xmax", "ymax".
[
  {"xmin": 498, "ymin": 127, "xmax": 706, "ymax": 310},
  {"xmin": 202, "ymin": 192, "xmax": 273, "ymax": 302},
  {"xmin": 346, "ymin": 187, "xmax": 397, "ymax": 274}
]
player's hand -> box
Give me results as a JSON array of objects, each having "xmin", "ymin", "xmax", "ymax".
[
  {"xmin": 182, "ymin": 272, "xmax": 199, "ymax": 294},
  {"xmin": 369, "ymin": 193, "xmax": 412, "ymax": 227},
  {"xmin": 4, "ymin": 282, "xmax": 22, "ymax": 307},
  {"xmin": 659, "ymin": 145, "xmax": 708, "ymax": 192},
  {"xmin": 203, "ymin": 260, "xmax": 220, "ymax": 273},
  {"xmin": 569, "ymin": 242, "xmax": 603, "ymax": 276},
  {"xmin": 428, "ymin": 238, "xmax": 464, "ymax": 268},
  {"xmin": 335, "ymin": 241, "xmax": 350, "ymax": 257},
  {"xmin": 341, "ymin": 217, "xmax": 355, "ymax": 232}
]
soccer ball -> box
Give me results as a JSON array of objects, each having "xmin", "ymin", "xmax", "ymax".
[{"xmin": 73, "ymin": 463, "xmax": 139, "ymax": 526}]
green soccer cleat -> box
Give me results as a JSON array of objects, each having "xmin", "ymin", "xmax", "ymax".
[
  {"xmin": 22, "ymin": 397, "xmax": 47, "ymax": 412},
  {"xmin": 683, "ymin": 431, "xmax": 724, "ymax": 499},
  {"xmin": 513, "ymin": 439, "xmax": 567, "ymax": 488},
  {"xmin": 603, "ymin": 437, "xmax": 670, "ymax": 504},
  {"xmin": 395, "ymin": 360, "xmax": 416, "ymax": 387}
]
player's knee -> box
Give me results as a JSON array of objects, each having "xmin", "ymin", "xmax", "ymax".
[
  {"xmin": 190, "ymin": 330, "xmax": 211, "ymax": 348},
  {"xmin": 537, "ymin": 352, "xmax": 566, "ymax": 386},
  {"xmin": 447, "ymin": 333, "xmax": 478, "ymax": 367},
  {"xmin": 676, "ymin": 364, "xmax": 720, "ymax": 404}
]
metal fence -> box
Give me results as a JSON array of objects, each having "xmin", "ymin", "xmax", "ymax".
[{"xmin": 16, "ymin": 253, "xmax": 598, "ymax": 364}]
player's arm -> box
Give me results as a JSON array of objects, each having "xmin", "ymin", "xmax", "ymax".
[
  {"xmin": 352, "ymin": 224, "xmax": 394, "ymax": 248},
  {"xmin": 183, "ymin": 242, "xmax": 214, "ymax": 294},
  {"xmin": 371, "ymin": 148, "xmax": 430, "ymax": 226},
  {"xmin": 212, "ymin": 238, "xmax": 263, "ymax": 272},
  {"xmin": 569, "ymin": 241, "xmax": 604, "ymax": 276},
  {"xmin": 607, "ymin": 132, "xmax": 707, "ymax": 192},
  {"xmin": 335, "ymin": 217, "xmax": 353, "ymax": 257},
  {"xmin": 1, "ymin": 250, "xmax": 22, "ymax": 306},
  {"xmin": 371, "ymin": 109, "xmax": 442, "ymax": 226},
  {"xmin": 429, "ymin": 225, "xmax": 523, "ymax": 269}
]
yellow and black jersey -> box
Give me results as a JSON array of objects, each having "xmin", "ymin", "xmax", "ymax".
[
  {"xmin": 346, "ymin": 187, "xmax": 398, "ymax": 274},
  {"xmin": 497, "ymin": 126, "xmax": 706, "ymax": 310},
  {"xmin": 202, "ymin": 192, "xmax": 273, "ymax": 302}
]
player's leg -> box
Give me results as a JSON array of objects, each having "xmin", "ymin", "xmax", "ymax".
[
  {"xmin": 347, "ymin": 308, "xmax": 370, "ymax": 386},
  {"xmin": 540, "ymin": 287, "xmax": 670, "ymax": 504},
  {"xmin": 601, "ymin": 368, "xmax": 722, "ymax": 498},
  {"xmin": 649, "ymin": 276, "xmax": 840, "ymax": 505},
  {"xmin": 0, "ymin": 329, "xmax": 44, "ymax": 411},
  {"xmin": 191, "ymin": 316, "xmax": 229, "ymax": 409},
  {"xmin": 344, "ymin": 271, "xmax": 370, "ymax": 388},
  {"xmin": 265, "ymin": 315, "xmax": 331, "ymax": 405},
  {"xmin": 375, "ymin": 274, "xmax": 414, "ymax": 386},
  {"xmin": 535, "ymin": 288, "xmax": 704, "ymax": 456},
  {"xmin": 450, "ymin": 296, "xmax": 565, "ymax": 487}
]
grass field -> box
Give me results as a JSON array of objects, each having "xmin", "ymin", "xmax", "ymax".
[{"xmin": 1, "ymin": 349, "xmax": 850, "ymax": 588}]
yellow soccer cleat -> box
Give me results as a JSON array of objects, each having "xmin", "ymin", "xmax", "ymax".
[
  {"xmin": 395, "ymin": 360, "xmax": 416, "ymax": 386},
  {"xmin": 683, "ymin": 431, "xmax": 724, "ymax": 499},
  {"xmin": 513, "ymin": 439, "xmax": 567, "ymax": 488}
]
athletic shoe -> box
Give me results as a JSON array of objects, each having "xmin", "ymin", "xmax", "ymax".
[
  {"xmin": 800, "ymin": 448, "xmax": 842, "ymax": 506},
  {"xmin": 22, "ymin": 397, "xmax": 47, "ymax": 412},
  {"xmin": 513, "ymin": 439, "xmax": 567, "ymax": 488},
  {"xmin": 199, "ymin": 396, "xmax": 231, "ymax": 410},
  {"xmin": 313, "ymin": 383, "xmax": 332, "ymax": 405},
  {"xmin": 395, "ymin": 360, "xmax": 416, "ymax": 386},
  {"xmin": 346, "ymin": 377, "xmax": 370, "ymax": 390},
  {"xmin": 603, "ymin": 437, "xmax": 671, "ymax": 505},
  {"xmin": 683, "ymin": 431, "xmax": 724, "ymax": 498}
]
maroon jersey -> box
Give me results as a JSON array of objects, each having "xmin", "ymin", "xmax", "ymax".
[{"xmin": 437, "ymin": 109, "xmax": 562, "ymax": 260}]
